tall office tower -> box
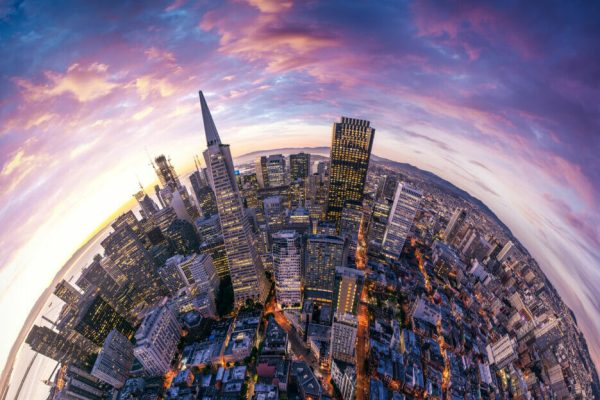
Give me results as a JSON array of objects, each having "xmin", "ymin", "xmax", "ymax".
[
  {"xmin": 339, "ymin": 200, "xmax": 363, "ymax": 238},
  {"xmin": 59, "ymin": 365, "xmax": 109, "ymax": 400},
  {"xmin": 160, "ymin": 253, "xmax": 220, "ymax": 296},
  {"xmin": 158, "ymin": 254, "xmax": 188, "ymax": 294},
  {"xmin": 190, "ymin": 168, "xmax": 219, "ymax": 217},
  {"xmin": 195, "ymin": 214, "xmax": 221, "ymax": 243},
  {"xmin": 272, "ymin": 231, "xmax": 303, "ymax": 308},
  {"xmin": 444, "ymin": 208, "xmax": 467, "ymax": 244},
  {"xmin": 54, "ymin": 279, "xmax": 83, "ymax": 306},
  {"xmin": 153, "ymin": 154, "xmax": 200, "ymax": 221},
  {"xmin": 77, "ymin": 255, "xmax": 120, "ymax": 294},
  {"xmin": 165, "ymin": 219, "xmax": 199, "ymax": 254},
  {"xmin": 382, "ymin": 183, "xmax": 422, "ymax": 259},
  {"xmin": 154, "ymin": 184, "xmax": 165, "ymax": 208},
  {"xmin": 200, "ymin": 91, "xmax": 268, "ymax": 306},
  {"xmin": 150, "ymin": 206, "xmax": 178, "ymax": 233},
  {"xmin": 334, "ymin": 267, "xmax": 364, "ymax": 317},
  {"xmin": 367, "ymin": 198, "xmax": 391, "ymax": 246},
  {"xmin": 326, "ymin": 117, "xmax": 375, "ymax": 227},
  {"xmin": 266, "ymin": 154, "xmax": 286, "ymax": 187},
  {"xmin": 290, "ymin": 152, "xmax": 311, "ymax": 182},
  {"xmin": 74, "ymin": 295, "xmax": 135, "ymax": 346},
  {"xmin": 154, "ymin": 154, "xmax": 181, "ymax": 190},
  {"xmin": 460, "ymin": 231, "xmax": 492, "ymax": 262},
  {"xmin": 112, "ymin": 210, "xmax": 148, "ymax": 247},
  {"xmin": 496, "ymin": 240, "xmax": 515, "ymax": 263},
  {"xmin": 134, "ymin": 184, "xmax": 159, "ymax": 220},
  {"xmin": 339, "ymin": 200, "xmax": 363, "ymax": 258},
  {"xmin": 101, "ymin": 225, "xmax": 162, "ymax": 303},
  {"xmin": 25, "ymin": 325, "xmax": 94, "ymax": 364},
  {"xmin": 256, "ymin": 156, "xmax": 269, "ymax": 189},
  {"xmin": 378, "ymin": 174, "xmax": 399, "ymax": 201},
  {"xmin": 134, "ymin": 304, "xmax": 181, "ymax": 376},
  {"xmin": 91, "ymin": 330, "xmax": 134, "ymax": 389},
  {"xmin": 240, "ymin": 172, "xmax": 260, "ymax": 209},
  {"xmin": 305, "ymin": 235, "xmax": 347, "ymax": 304},
  {"xmin": 331, "ymin": 313, "xmax": 358, "ymax": 363}
]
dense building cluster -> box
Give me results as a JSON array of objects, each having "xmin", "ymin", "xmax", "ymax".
[{"xmin": 25, "ymin": 92, "xmax": 598, "ymax": 400}]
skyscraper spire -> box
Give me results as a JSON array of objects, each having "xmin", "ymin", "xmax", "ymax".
[{"xmin": 199, "ymin": 91, "xmax": 221, "ymax": 147}]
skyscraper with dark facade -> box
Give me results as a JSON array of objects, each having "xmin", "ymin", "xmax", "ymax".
[
  {"xmin": 290, "ymin": 152, "xmax": 311, "ymax": 182},
  {"xmin": 304, "ymin": 234, "xmax": 347, "ymax": 305},
  {"xmin": 190, "ymin": 168, "xmax": 219, "ymax": 217},
  {"xmin": 326, "ymin": 117, "xmax": 375, "ymax": 228},
  {"xmin": 91, "ymin": 329, "xmax": 134, "ymax": 389},
  {"xmin": 200, "ymin": 91, "xmax": 268, "ymax": 306},
  {"xmin": 25, "ymin": 325, "xmax": 95, "ymax": 365},
  {"xmin": 101, "ymin": 225, "xmax": 163, "ymax": 304},
  {"xmin": 73, "ymin": 295, "xmax": 135, "ymax": 347}
]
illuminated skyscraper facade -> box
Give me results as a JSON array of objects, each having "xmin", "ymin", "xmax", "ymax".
[
  {"xmin": 305, "ymin": 235, "xmax": 347, "ymax": 304},
  {"xmin": 326, "ymin": 117, "xmax": 375, "ymax": 227},
  {"xmin": 73, "ymin": 295, "xmax": 135, "ymax": 347},
  {"xmin": 272, "ymin": 230, "xmax": 303, "ymax": 308},
  {"xmin": 101, "ymin": 224, "xmax": 162, "ymax": 304},
  {"xmin": 382, "ymin": 183, "xmax": 422, "ymax": 259},
  {"xmin": 25, "ymin": 325, "xmax": 95, "ymax": 365},
  {"xmin": 290, "ymin": 152, "xmax": 311, "ymax": 182},
  {"xmin": 200, "ymin": 91, "xmax": 268, "ymax": 306}
]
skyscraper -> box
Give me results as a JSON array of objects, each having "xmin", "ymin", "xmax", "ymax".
[
  {"xmin": 101, "ymin": 224, "xmax": 162, "ymax": 304},
  {"xmin": 25, "ymin": 325, "xmax": 95, "ymax": 365},
  {"xmin": 200, "ymin": 91, "xmax": 268, "ymax": 306},
  {"xmin": 256, "ymin": 154, "xmax": 286, "ymax": 188},
  {"xmin": 134, "ymin": 303, "xmax": 181, "ymax": 376},
  {"xmin": 496, "ymin": 240, "xmax": 515, "ymax": 263},
  {"xmin": 326, "ymin": 117, "xmax": 375, "ymax": 227},
  {"xmin": 266, "ymin": 154, "xmax": 286, "ymax": 187},
  {"xmin": 91, "ymin": 329, "xmax": 134, "ymax": 389},
  {"xmin": 256, "ymin": 156, "xmax": 269, "ymax": 189},
  {"xmin": 444, "ymin": 208, "xmax": 466, "ymax": 244},
  {"xmin": 272, "ymin": 231, "xmax": 303, "ymax": 308},
  {"xmin": 189, "ymin": 161, "xmax": 219, "ymax": 217},
  {"xmin": 305, "ymin": 235, "xmax": 347, "ymax": 304},
  {"xmin": 333, "ymin": 267, "xmax": 364, "ymax": 317},
  {"xmin": 54, "ymin": 279, "xmax": 83, "ymax": 306},
  {"xmin": 153, "ymin": 154, "xmax": 200, "ymax": 222},
  {"xmin": 73, "ymin": 295, "xmax": 135, "ymax": 347},
  {"xmin": 382, "ymin": 183, "xmax": 422, "ymax": 259},
  {"xmin": 331, "ymin": 313, "xmax": 358, "ymax": 363},
  {"xmin": 290, "ymin": 152, "xmax": 311, "ymax": 182},
  {"xmin": 134, "ymin": 183, "xmax": 159, "ymax": 220}
]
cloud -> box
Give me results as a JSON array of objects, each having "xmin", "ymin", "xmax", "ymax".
[
  {"xmin": 14, "ymin": 63, "xmax": 118, "ymax": 103},
  {"xmin": 1, "ymin": 0, "xmax": 600, "ymax": 390}
]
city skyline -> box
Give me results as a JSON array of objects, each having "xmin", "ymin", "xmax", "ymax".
[
  {"xmin": 2, "ymin": 99, "xmax": 598, "ymax": 398},
  {"xmin": 0, "ymin": 0, "xmax": 599, "ymax": 397}
]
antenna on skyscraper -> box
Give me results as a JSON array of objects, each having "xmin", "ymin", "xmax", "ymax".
[{"xmin": 145, "ymin": 148, "xmax": 156, "ymax": 170}]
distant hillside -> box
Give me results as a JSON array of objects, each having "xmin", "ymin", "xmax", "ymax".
[
  {"xmin": 234, "ymin": 147, "xmax": 329, "ymax": 164},
  {"xmin": 235, "ymin": 147, "xmax": 512, "ymax": 236}
]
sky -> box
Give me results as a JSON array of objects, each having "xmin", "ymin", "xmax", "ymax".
[{"xmin": 0, "ymin": 0, "xmax": 599, "ymax": 382}]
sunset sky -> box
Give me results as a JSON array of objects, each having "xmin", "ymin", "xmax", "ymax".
[{"xmin": 0, "ymin": 0, "xmax": 599, "ymax": 379}]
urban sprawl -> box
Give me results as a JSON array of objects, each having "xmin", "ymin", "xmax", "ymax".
[{"xmin": 23, "ymin": 92, "xmax": 599, "ymax": 400}]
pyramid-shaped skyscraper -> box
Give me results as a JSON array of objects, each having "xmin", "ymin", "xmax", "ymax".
[{"xmin": 199, "ymin": 91, "xmax": 268, "ymax": 307}]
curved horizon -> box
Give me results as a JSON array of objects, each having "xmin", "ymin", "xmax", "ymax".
[{"xmin": 1, "ymin": 0, "xmax": 599, "ymax": 394}]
